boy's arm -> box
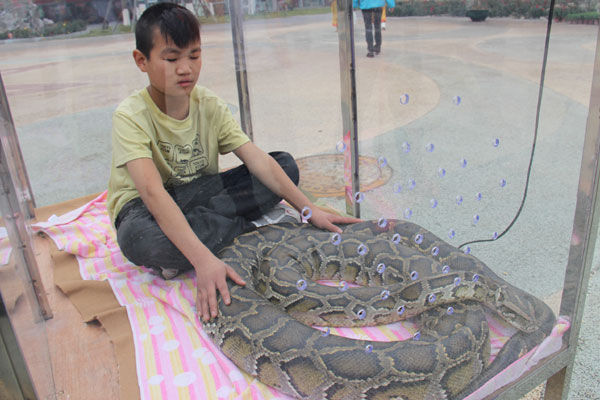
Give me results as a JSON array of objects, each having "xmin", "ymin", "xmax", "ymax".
[
  {"xmin": 125, "ymin": 157, "xmax": 246, "ymax": 321},
  {"xmin": 233, "ymin": 142, "xmax": 361, "ymax": 232}
]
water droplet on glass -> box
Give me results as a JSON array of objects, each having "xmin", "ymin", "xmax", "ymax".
[
  {"xmin": 404, "ymin": 208, "xmax": 413, "ymax": 219},
  {"xmin": 442, "ymin": 265, "xmax": 450, "ymax": 274},
  {"xmin": 448, "ymin": 229, "xmax": 456, "ymax": 239},
  {"xmin": 500, "ymin": 178, "xmax": 507, "ymax": 187},
  {"xmin": 463, "ymin": 247, "xmax": 471, "ymax": 254},
  {"xmin": 357, "ymin": 243, "xmax": 368, "ymax": 256},
  {"xmin": 475, "ymin": 192, "xmax": 483, "ymax": 201},
  {"xmin": 365, "ymin": 344, "xmax": 373, "ymax": 353},
  {"xmin": 380, "ymin": 289, "xmax": 390, "ymax": 300},
  {"xmin": 431, "ymin": 246, "xmax": 439, "ymax": 256},
  {"xmin": 301, "ymin": 206, "xmax": 312, "ymax": 220},
  {"xmin": 472, "ymin": 273, "xmax": 480, "ymax": 282},
  {"xmin": 400, "ymin": 93, "xmax": 410, "ymax": 105},
  {"xmin": 453, "ymin": 95, "xmax": 462, "ymax": 105},
  {"xmin": 426, "ymin": 143, "xmax": 435, "ymax": 152},
  {"xmin": 354, "ymin": 192, "xmax": 365, "ymax": 204},
  {"xmin": 438, "ymin": 168, "xmax": 446, "ymax": 178},
  {"xmin": 460, "ymin": 158, "xmax": 468, "ymax": 168},
  {"xmin": 378, "ymin": 218, "xmax": 388, "ymax": 228},
  {"xmin": 397, "ymin": 305, "xmax": 405, "ymax": 316},
  {"xmin": 410, "ymin": 271, "xmax": 419, "ymax": 280},
  {"xmin": 413, "ymin": 331, "xmax": 421, "ymax": 341},
  {"xmin": 414, "ymin": 234, "xmax": 423, "ymax": 244},
  {"xmin": 377, "ymin": 156, "xmax": 387, "ymax": 168},
  {"xmin": 296, "ymin": 279, "xmax": 307, "ymax": 291},
  {"xmin": 402, "ymin": 141, "xmax": 411, "ymax": 153},
  {"xmin": 408, "ymin": 178, "xmax": 416, "ymax": 190},
  {"xmin": 454, "ymin": 277, "xmax": 462, "ymax": 286},
  {"xmin": 456, "ymin": 195, "xmax": 463, "ymax": 205},
  {"xmin": 356, "ymin": 309, "xmax": 366, "ymax": 320},
  {"xmin": 377, "ymin": 263, "xmax": 386, "ymax": 274},
  {"xmin": 394, "ymin": 183, "xmax": 403, "ymax": 193},
  {"xmin": 392, "ymin": 233, "xmax": 401, "ymax": 244},
  {"xmin": 447, "ymin": 306, "xmax": 454, "ymax": 315},
  {"xmin": 472, "ymin": 214, "xmax": 480, "ymax": 225},
  {"xmin": 338, "ymin": 281, "xmax": 349, "ymax": 292},
  {"xmin": 428, "ymin": 293, "xmax": 436, "ymax": 303},
  {"xmin": 331, "ymin": 233, "xmax": 341, "ymax": 245},
  {"xmin": 493, "ymin": 138, "xmax": 500, "ymax": 147},
  {"xmin": 430, "ymin": 198, "xmax": 438, "ymax": 208},
  {"xmin": 321, "ymin": 327, "xmax": 330, "ymax": 337},
  {"xmin": 336, "ymin": 141, "xmax": 347, "ymax": 153},
  {"xmin": 492, "ymin": 231, "xmax": 499, "ymax": 240}
]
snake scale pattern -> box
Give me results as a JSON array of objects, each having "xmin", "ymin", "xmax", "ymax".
[{"xmin": 202, "ymin": 219, "xmax": 555, "ymax": 399}]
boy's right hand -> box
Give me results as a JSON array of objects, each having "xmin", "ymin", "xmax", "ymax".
[{"xmin": 195, "ymin": 257, "xmax": 246, "ymax": 322}]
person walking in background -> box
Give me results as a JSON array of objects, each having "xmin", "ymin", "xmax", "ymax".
[
  {"xmin": 331, "ymin": 0, "xmax": 337, "ymax": 30},
  {"xmin": 353, "ymin": 0, "xmax": 395, "ymax": 57}
]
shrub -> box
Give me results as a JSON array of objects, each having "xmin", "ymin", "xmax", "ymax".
[
  {"xmin": 388, "ymin": 0, "xmax": 466, "ymax": 16},
  {"xmin": 565, "ymin": 11, "xmax": 600, "ymax": 21},
  {"xmin": 0, "ymin": 19, "xmax": 87, "ymax": 39},
  {"xmin": 42, "ymin": 19, "xmax": 87, "ymax": 36},
  {"xmin": 387, "ymin": 0, "xmax": 559, "ymax": 19},
  {"xmin": 553, "ymin": 4, "xmax": 578, "ymax": 21}
]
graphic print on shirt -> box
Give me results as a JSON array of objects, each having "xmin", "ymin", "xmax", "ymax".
[{"xmin": 159, "ymin": 134, "xmax": 208, "ymax": 186}]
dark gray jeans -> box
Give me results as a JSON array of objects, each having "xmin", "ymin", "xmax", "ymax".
[
  {"xmin": 362, "ymin": 7, "xmax": 383, "ymax": 52},
  {"xmin": 115, "ymin": 151, "xmax": 299, "ymax": 274}
]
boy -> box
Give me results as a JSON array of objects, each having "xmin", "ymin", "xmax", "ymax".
[{"xmin": 107, "ymin": 2, "xmax": 359, "ymax": 322}]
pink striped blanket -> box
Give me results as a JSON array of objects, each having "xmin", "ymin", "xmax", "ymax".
[{"xmin": 0, "ymin": 191, "xmax": 569, "ymax": 399}]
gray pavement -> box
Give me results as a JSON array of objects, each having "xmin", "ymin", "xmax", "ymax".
[{"xmin": 1, "ymin": 13, "xmax": 598, "ymax": 399}]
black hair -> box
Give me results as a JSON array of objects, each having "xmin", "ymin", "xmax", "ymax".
[{"xmin": 135, "ymin": 2, "xmax": 201, "ymax": 59}]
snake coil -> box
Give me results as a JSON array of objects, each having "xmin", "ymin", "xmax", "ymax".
[{"xmin": 203, "ymin": 220, "xmax": 555, "ymax": 400}]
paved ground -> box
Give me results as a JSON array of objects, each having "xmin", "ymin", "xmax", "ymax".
[{"xmin": 0, "ymin": 13, "xmax": 598, "ymax": 398}]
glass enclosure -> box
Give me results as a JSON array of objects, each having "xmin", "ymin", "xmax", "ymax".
[{"xmin": 0, "ymin": 0, "xmax": 598, "ymax": 398}]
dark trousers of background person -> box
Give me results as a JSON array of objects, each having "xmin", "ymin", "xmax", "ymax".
[
  {"xmin": 115, "ymin": 151, "xmax": 299, "ymax": 274},
  {"xmin": 361, "ymin": 7, "xmax": 383, "ymax": 53}
]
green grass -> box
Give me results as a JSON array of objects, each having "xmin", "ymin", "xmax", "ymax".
[{"xmin": 77, "ymin": 24, "xmax": 134, "ymax": 38}]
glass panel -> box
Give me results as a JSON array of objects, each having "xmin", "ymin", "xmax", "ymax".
[
  {"xmin": 0, "ymin": 246, "xmax": 55, "ymax": 399},
  {"xmin": 241, "ymin": 3, "xmax": 345, "ymax": 204},
  {"xmin": 353, "ymin": 6, "xmax": 595, "ymax": 397},
  {"xmin": 0, "ymin": 1, "xmax": 235, "ymax": 397},
  {"xmin": 0, "ymin": 82, "xmax": 55, "ymax": 398},
  {"xmin": 1, "ymin": 0, "xmax": 597, "ymax": 397},
  {"xmin": 357, "ymin": 13, "xmax": 595, "ymax": 304}
]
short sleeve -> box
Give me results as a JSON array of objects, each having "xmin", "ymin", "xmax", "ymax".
[
  {"xmin": 112, "ymin": 111, "xmax": 153, "ymax": 168},
  {"xmin": 214, "ymin": 99, "xmax": 250, "ymax": 155}
]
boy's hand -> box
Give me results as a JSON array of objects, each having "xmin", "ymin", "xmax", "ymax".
[
  {"xmin": 305, "ymin": 207, "xmax": 361, "ymax": 233},
  {"xmin": 195, "ymin": 257, "xmax": 246, "ymax": 322}
]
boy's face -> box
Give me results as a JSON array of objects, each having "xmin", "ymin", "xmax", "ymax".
[{"xmin": 134, "ymin": 28, "xmax": 202, "ymax": 99}]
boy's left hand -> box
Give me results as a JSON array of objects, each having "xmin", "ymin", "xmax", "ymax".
[{"xmin": 304, "ymin": 207, "xmax": 361, "ymax": 233}]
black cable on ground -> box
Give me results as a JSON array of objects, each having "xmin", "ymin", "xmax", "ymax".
[{"xmin": 458, "ymin": 0, "xmax": 557, "ymax": 250}]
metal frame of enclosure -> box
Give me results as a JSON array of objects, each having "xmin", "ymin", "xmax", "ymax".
[{"xmin": 0, "ymin": 0, "xmax": 597, "ymax": 398}]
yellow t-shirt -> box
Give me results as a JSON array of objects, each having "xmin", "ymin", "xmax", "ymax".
[{"xmin": 107, "ymin": 86, "xmax": 250, "ymax": 225}]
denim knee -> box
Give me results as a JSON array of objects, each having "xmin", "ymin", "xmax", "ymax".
[{"xmin": 271, "ymin": 151, "xmax": 299, "ymax": 185}]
